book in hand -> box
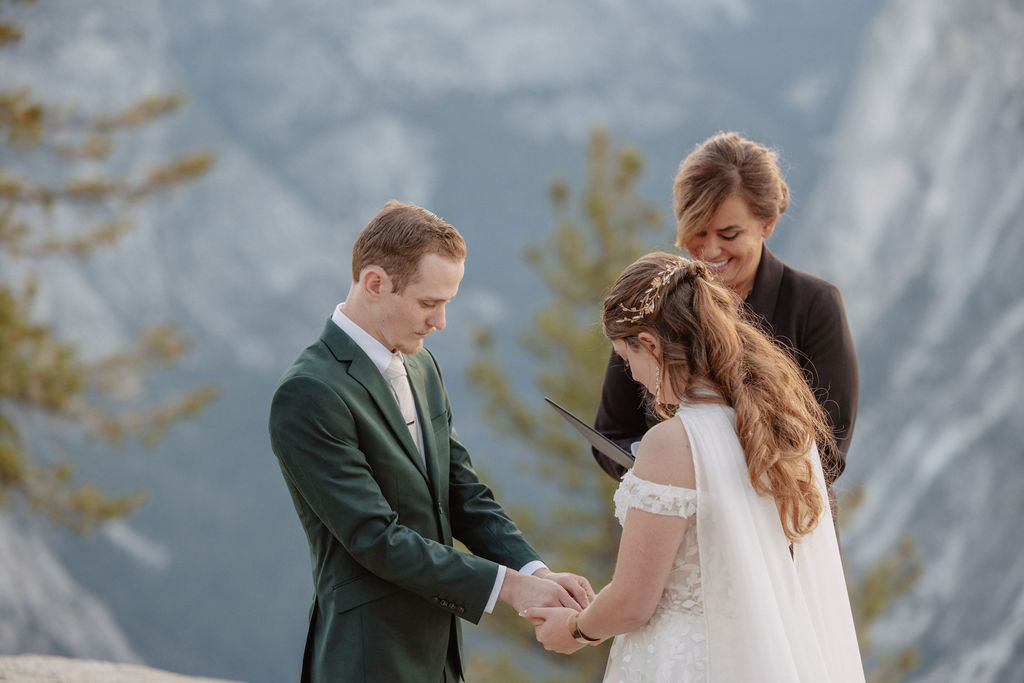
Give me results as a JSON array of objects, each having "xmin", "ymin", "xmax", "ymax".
[{"xmin": 544, "ymin": 397, "xmax": 634, "ymax": 470}]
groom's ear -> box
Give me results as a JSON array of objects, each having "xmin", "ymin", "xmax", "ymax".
[{"xmin": 359, "ymin": 266, "xmax": 390, "ymax": 299}]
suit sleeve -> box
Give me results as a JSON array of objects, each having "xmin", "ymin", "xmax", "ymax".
[
  {"xmin": 269, "ymin": 374, "xmax": 498, "ymax": 623},
  {"xmin": 424, "ymin": 352, "xmax": 543, "ymax": 570},
  {"xmin": 446, "ymin": 422, "xmax": 544, "ymax": 569},
  {"xmin": 800, "ymin": 284, "xmax": 859, "ymax": 482},
  {"xmin": 592, "ymin": 350, "xmax": 651, "ymax": 481}
]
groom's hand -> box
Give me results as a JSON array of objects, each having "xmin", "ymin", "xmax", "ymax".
[
  {"xmin": 498, "ymin": 570, "xmax": 583, "ymax": 613},
  {"xmin": 533, "ymin": 568, "xmax": 595, "ymax": 608}
]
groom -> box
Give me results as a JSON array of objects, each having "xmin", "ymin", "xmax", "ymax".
[{"xmin": 269, "ymin": 201, "xmax": 592, "ymax": 682}]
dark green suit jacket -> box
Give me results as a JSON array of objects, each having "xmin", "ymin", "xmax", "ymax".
[{"xmin": 269, "ymin": 320, "xmax": 541, "ymax": 682}]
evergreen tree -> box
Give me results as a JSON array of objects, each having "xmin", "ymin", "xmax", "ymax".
[
  {"xmin": 466, "ymin": 129, "xmax": 667, "ymax": 681},
  {"xmin": 0, "ymin": 0, "xmax": 217, "ymax": 533}
]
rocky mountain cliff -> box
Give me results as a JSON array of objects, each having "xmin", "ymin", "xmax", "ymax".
[
  {"xmin": 0, "ymin": 514, "xmax": 138, "ymax": 662},
  {"xmin": 793, "ymin": 0, "xmax": 1024, "ymax": 680}
]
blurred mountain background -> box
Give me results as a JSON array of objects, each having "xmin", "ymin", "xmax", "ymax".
[{"xmin": 1, "ymin": 0, "xmax": 1020, "ymax": 682}]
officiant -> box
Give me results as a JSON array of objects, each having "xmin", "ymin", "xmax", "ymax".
[{"xmin": 594, "ymin": 133, "xmax": 859, "ymax": 524}]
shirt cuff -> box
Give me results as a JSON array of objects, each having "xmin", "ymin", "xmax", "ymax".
[
  {"xmin": 484, "ymin": 565, "xmax": 506, "ymax": 614},
  {"xmin": 519, "ymin": 560, "xmax": 547, "ymax": 576}
]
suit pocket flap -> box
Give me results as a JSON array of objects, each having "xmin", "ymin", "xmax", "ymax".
[{"xmin": 330, "ymin": 573, "xmax": 401, "ymax": 614}]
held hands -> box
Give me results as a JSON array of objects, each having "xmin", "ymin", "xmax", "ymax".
[
  {"xmin": 498, "ymin": 570, "xmax": 586, "ymax": 614},
  {"xmin": 521, "ymin": 573, "xmax": 603, "ymax": 656},
  {"xmin": 499, "ymin": 567, "xmax": 598, "ymax": 655}
]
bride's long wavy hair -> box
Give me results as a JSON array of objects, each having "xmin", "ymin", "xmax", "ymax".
[{"xmin": 602, "ymin": 252, "xmax": 835, "ymax": 542}]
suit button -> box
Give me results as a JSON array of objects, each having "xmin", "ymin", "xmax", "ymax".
[
  {"xmin": 457, "ymin": 606, "xmax": 465, "ymax": 615},
  {"xmin": 432, "ymin": 596, "xmax": 440, "ymax": 604}
]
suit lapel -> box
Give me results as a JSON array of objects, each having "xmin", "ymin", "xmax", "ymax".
[
  {"xmin": 405, "ymin": 357, "xmax": 442, "ymax": 498},
  {"xmin": 320, "ymin": 322, "xmax": 429, "ymax": 481}
]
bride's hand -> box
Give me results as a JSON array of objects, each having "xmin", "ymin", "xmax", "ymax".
[{"xmin": 521, "ymin": 606, "xmax": 586, "ymax": 655}]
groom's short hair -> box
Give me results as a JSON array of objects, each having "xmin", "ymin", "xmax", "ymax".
[{"xmin": 352, "ymin": 201, "xmax": 467, "ymax": 293}]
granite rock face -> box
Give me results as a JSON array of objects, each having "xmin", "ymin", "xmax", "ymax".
[
  {"xmin": 0, "ymin": 514, "xmax": 138, "ymax": 661},
  {"xmin": 793, "ymin": 0, "xmax": 1024, "ymax": 680}
]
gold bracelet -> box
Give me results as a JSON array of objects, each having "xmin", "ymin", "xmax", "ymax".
[{"xmin": 570, "ymin": 613, "xmax": 600, "ymax": 644}]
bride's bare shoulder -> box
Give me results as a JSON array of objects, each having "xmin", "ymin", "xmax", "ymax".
[{"xmin": 634, "ymin": 417, "xmax": 695, "ymax": 489}]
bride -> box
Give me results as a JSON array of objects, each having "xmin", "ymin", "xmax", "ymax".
[{"xmin": 525, "ymin": 253, "xmax": 865, "ymax": 682}]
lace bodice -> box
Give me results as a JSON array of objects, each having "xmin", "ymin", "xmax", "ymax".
[{"xmin": 604, "ymin": 470, "xmax": 707, "ymax": 682}]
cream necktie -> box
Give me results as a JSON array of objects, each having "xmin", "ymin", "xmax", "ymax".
[{"xmin": 383, "ymin": 354, "xmax": 420, "ymax": 456}]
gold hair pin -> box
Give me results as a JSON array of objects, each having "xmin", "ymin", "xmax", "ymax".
[{"xmin": 616, "ymin": 259, "xmax": 689, "ymax": 323}]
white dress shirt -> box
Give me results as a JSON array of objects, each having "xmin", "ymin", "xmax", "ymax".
[{"xmin": 331, "ymin": 304, "xmax": 544, "ymax": 614}]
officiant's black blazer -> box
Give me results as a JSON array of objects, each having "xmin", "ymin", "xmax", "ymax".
[{"xmin": 594, "ymin": 245, "xmax": 859, "ymax": 484}]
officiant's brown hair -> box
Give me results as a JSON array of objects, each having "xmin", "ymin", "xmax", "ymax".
[
  {"xmin": 673, "ymin": 132, "xmax": 789, "ymax": 248},
  {"xmin": 602, "ymin": 252, "xmax": 835, "ymax": 543},
  {"xmin": 352, "ymin": 201, "xmax": 466, "ymax": 292}
]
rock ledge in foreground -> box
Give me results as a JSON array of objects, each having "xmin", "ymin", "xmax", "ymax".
[{"xmin": 0, "ymin": 655, "xmax": 243, "ymax": 682}]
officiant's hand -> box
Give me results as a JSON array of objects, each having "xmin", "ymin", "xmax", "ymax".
[
  {"xmin": 533, "ymin": 568, "xmax": 594, "ymax": 608},
  {"xmin": 498, "ymin": 570, "xmax": 584, "ymax": 613},
  {"xmin": 522, "ymin": 606, "xmax": 586, "ymax": 655}
]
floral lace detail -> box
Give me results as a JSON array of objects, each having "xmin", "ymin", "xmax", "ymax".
[
  {"xmin": 613, "ymin": 470, "xmax": 698, "ymax": 523},
  {"xmin": 603, "ymin": 611, "xmax": 707, "ymax": 683},
  {"xmin": 604, "ymin": 470, "xmax": 706, "ymax": 682}
]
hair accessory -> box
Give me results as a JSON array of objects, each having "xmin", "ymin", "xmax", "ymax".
[{"xmin": 616, "ymin": 258, "xmax": 690, "ymax": 323}]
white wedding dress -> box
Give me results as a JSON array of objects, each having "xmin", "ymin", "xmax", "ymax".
[
  {"xmin": 603, "ymin": 472, "xmax": 706, "ymax": 682},
  {"xmin": 602, "ymin": 401, "xmax": 865, "ymax": 683}
]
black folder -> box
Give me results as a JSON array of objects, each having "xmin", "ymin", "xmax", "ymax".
[{"xmin": 544, "ymin": 396, "xmax": 635, "ymax": 470}]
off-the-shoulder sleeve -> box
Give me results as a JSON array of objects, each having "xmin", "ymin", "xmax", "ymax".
[{"xmin": 613, "ymin": 470, "xmax": 698, "ymax": 524}]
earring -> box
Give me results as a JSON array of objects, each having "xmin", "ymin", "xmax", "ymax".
[{"xmin": 654, "ymin": 363, "xmax": 663, "ymax": 404}]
